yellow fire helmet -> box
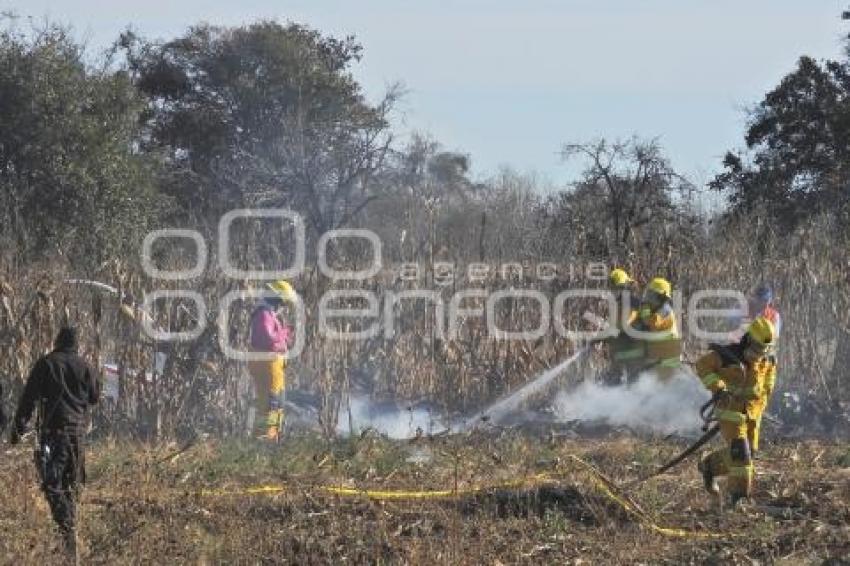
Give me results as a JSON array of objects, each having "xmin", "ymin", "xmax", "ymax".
[
  {"xmin": 267, "ymin": 280, "xmax": 298, "ymax": 303},
  {"xmin": 646, "ymin": 277, "xmax": 672, "ymax": 299},
  {"xmin": 747, "ymin": 316, "xmax": 776, "ymax": 348},
  {"xmin": 609, "ymin": 268, "xmax": 633, "ymax": 288}
]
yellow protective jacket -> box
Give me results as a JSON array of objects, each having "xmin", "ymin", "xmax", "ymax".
[
  {"xmin": 695, "ymin": 346, "xmax": 777, "ymax": 422},
  {"xmin": 608, "ymin": 292, "xmax": 641, "ymax": 363},
  {"xmin": 633, "ymin": 303, "xmax": 681, "ymax": 368},
  {"xmin": 637, "ymin": 302, "xmax": 677, "ymax": 335},
  {"xmin": 614, "ymin": 290, "xmax": 639, "ymax": 330}
]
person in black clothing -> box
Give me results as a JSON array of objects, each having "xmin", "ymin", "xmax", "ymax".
[
  {"xmin": 0, "ymin": 381, "xmax": 6, "ymax": 433},
  {"xmin": 9, "ymin": 327, "xmax": 100, "ymax": 558}
]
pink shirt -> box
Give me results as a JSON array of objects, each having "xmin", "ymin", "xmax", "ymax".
[
  {"xmin": 728, "ymin": 303, "xmax": 782, "ymax": 343},
  {"xmin": 250, "ymin": 304, "xmax": 292, "ymax": 353}
]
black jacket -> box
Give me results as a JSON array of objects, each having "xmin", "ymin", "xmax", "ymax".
[
  {"xmin": 13, "ymin": 347, "xmax": 100, "ymax": 436},
  {"xmin": 0, "ymin": 382, "xmax": 6, "ymax": 433}
]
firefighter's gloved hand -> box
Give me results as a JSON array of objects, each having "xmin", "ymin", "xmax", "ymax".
[
  {"xmin": 714, "ymin": 388, "xmax": 732, "ymax": 402},
  {"xmin": 705, "ymin": 388, "xmax": 732, "ymax": 413}
]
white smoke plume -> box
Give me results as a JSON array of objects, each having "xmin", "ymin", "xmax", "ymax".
[
  {"xmin": 336, "ymin": 395, "xmax": 445, "ymax": 439},
  {"xmin": 285, "ymin": 356, "xmax": 712, "ymax": 439},
  {"xmin": 552, "ymin": 371, "xmax": 712, "ymax": 435},
  {"xmin": 459, "ymin": 347, "xmax": 589, "ymax": 431}
]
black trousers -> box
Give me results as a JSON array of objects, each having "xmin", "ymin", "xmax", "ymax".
[
  {"xmin": 39, "ymin": 431, "xmax": 85, "ymax": 536},
  {"xmin": 0, "ymin": 383, "xmax": 6, "ymax": 432}
]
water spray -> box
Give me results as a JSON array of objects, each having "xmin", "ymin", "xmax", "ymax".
[{"xmin": 458, "ymin": 346, "xmax": 591, "ymax": 432}]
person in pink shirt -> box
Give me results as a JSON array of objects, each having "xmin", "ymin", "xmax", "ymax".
[
  {"xmin": 729, "ymin": 284, "xmax": 782, "ymax": 344},
  {"xmin": 248, "ymin": 280, "xmax": 296, "ymax": 441},
  {"xmin": 749, "ymin": 285, "xmax": 782, "ymax": 337}
]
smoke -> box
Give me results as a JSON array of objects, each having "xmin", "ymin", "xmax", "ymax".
[
  {"xmin": 459, "ymin": 347, "xmax": 589, "ymax": 431},
  {"xmin": 552, "ymin": 371, "xmax": 712, "ymax": 435},
  {"xmin": 336, "ymin": 395, "xmax": 446, "ymax": 439},
  {"xmin": 284, "ymin": 358, "xmax": 711, "ymax": 439}
]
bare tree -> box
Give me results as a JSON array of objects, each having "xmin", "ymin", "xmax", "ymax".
[{"xmin": 560, "ymin": 138, "xmax": 694, "ymax": 258}]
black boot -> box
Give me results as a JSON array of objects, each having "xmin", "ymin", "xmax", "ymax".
[
  {"xmin": 729, "ymin": 492, "xmax": 750, "ymax": 509},
  {"xmin": 698, "ymin": 458, "xmax": 719, "ymax": 495},
  {"xmin": 61, "ymin": 528, "xmax": 79, "ymax": 565}
]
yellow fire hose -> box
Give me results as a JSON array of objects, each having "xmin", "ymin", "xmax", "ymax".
[{"xmin": 191, "ymin": 455, "xmax": 733, "ymax": 539}]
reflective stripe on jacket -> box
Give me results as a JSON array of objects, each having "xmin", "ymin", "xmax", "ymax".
[
  {"xmin": 634, "ymin": 303, "xmax": 681, "ymax": 368},
  {"xmin": 694, "ymin": 349, "xmax": 777, "ymax": 420}
]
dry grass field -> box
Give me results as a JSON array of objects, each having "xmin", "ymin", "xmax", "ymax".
[{"xmin": 1, "ymin": 431, "xmax": 848, "ymax": 564}]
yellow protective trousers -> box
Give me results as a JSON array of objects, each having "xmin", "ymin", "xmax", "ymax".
[
  {"xmin": 703, "ymin": 410, "xmax": 755, "ymax": 499},
  {"xmin": 747, "ymin": 398, "xmax": 766, "ymax": 452},
  {"xmin": 248, "ymin": 355, "xmax": 286, "ymax": 440}
]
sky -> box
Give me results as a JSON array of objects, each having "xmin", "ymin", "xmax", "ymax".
[{"xmin": 5, "ymin": 0, "xmax": 848, "ymax": 188}]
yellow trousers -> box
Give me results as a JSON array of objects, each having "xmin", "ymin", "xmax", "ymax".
[
  {"xmin": 248, "ymin": 355, "xmax": 285, "ymax": 440},
  {"xmin": 703, "ymin": 416, "xmax": 756, "ymax": 499},
  {"xmin": 748, "ymin": 399, "xmax": 766, "ymax": 452}
]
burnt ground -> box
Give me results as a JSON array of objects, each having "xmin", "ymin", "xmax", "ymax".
[{"xmin": 1, "ymin": 430, "xmax": 848, "ymax": 564}]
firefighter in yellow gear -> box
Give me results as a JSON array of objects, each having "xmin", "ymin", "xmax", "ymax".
[
  {"xmin": 631, "ymin": 277, "xmax": 681, "ymax": 382},
  {"xmin": 604, "ymin": 268, "xmax": 642, "ymax": 385},
  {"xmin": 695, "ymin": 316, "xmax": 777, "ymax": 505},
  {"xmin": 248, "ymin": 280, "xmax": 297, "ymax": 441}
]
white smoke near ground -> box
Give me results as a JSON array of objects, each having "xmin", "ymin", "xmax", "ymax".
[
  {"xmin": 283, "ymin": 352, "xmax": 711, "ymax": 439},
  {"xmin": 458, "ymin": 347, "xmax": 589, "ymax": 431},
  {"xmin": 336, "ymin": 395, "xmax": 446, "ymax": 439},
  {"xmin": 552, "ymin": 371, "xmax": 712, "ymax": 435}
]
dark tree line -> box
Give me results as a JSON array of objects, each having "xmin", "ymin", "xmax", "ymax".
[
  {"xmin": 1, "ymin": 15, "xmax": 849, "ymax": 271},
  {"xmin": 0, "ymin": 22, "xmax": 162, "ymax": 268},
  {"xmin": 2, "ymin": 12, "xmax": 850, "ymax": 433},
  {"xmin": 711, "ymin": 55, "xmax": 850, "ymax": 224}
]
